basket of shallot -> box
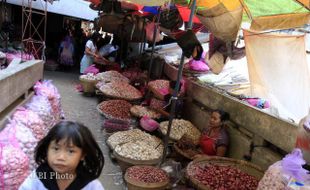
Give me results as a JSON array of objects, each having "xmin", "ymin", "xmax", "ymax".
[
  {"xmin": 79, "ymin": 73, "xmax": 98, "ymax": 93},
  {"xmin": 125, "ymin": 165, "xmax": 169, "ymax": 190},
  {"xmin": 186, "ymin": 156, "xmax": 264, "ymax": 190},
  {"xmin": 97, "ymin": 99, "xmax": 133, "ymax": 122}
]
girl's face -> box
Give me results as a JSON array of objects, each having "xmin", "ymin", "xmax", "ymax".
[
  {"xmin": 209, "ymin": 111, "xmax": 222, "ymax": 128},
  {"xmin": 47, "ymin": 138, "xmax": 84, "ymax": 175}
]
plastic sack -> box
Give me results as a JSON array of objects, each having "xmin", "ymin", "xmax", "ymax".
[
  {"xmin": 244, "ymin": 98, "xmax": 270, "ymax": 109},
  {"xmin": 140, "ymin": 116, "xmax": 159, "ymax": 132},
  {"xmin": 187, "ymin": 51, "xmax": 209, "ymax": 72},
  {"xmin": 257, "ymin": 149, "xmax": 310, "ymax": 190},
  {"xmin": 34, "ymin": 80, "xmax": 64, "ymax": 121},
  {"xmin": 83, "ymin": 64, "xmax": 99, "ymax": 75},
  {"xmin": 26, "ymin": 95, "xmax": 55, "ymax": 132},
  {"xmin": 296, "ymin": 112, "xmax": 310, "ymax": 163},
  {"xmin": 4, "ymin": 120, "xmax": 38, "ymax": 172},
  {"xmin": 12, "ymin": 107, "xmax": 46, "ymax": 140},
  {"xmin": 161, "ymin": 159, "xmax": 183, "ymax": 187},
  {"xmin": 0, "ymin": 125, "xmax": 29, "ymax": 189}
]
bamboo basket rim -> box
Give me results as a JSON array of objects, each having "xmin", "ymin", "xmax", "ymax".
[
  {"xmin": 130, "ymin": 105, "xmax": 161, "ymax": 119},
  {"xmin": 173, "ymin": 143, "xmax": 195, "ymax": 160},
  {"xmin": 186, "ymin": 156, "xmax": 264, "ymax": 190},
  {"xmin": 124, "ymin": 165, "xmax": 169, "ymax": 189},
  {"xmin": 99, "ymin": 87, "xmax": 142, "ymax": 101},
  {"xmin": 113, "ymin": 150, "xmax": 162, "ymax": 165},
  {"xmin": 79, "ymin": 76, "xmax": 98, "ymax": 83}
]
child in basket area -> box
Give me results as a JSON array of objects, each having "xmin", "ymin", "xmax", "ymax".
[{"xmin": 19, "ymin": 121, "xmax": 105, "ymax": 190}]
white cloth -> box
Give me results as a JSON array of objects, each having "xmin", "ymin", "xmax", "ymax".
[
  {"xmin": 99, "ymin": 44, "xmax": 118, "ymax": 57},
  {"xmin": 18, "ymin": 171, "xmax": 105, "ymax": 190},
  {"xmin": 80, "ymin": 40, "xmax": 97, "ymax": 74}
]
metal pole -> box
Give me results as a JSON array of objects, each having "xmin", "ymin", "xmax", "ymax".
[
  {"xmin": 161, "ymin": 0, "xmax": 197, "ymax": 164},
  {"xmin": 147, "ymin": 8, "xmax": 161, "ymax": 82}
]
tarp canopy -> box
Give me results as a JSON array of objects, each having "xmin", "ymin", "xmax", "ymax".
[
  {"xmin": 186, "ymin": 0, "xmax": 310, "ymax": 31},
  {"xmin": 7, "ymin": 0, "xmax": 98, "ymax": 20}
]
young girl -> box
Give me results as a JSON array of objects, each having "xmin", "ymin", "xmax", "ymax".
[{"xmin": 19, "ymin": 121, "xmax": 105, "ymax": 190}]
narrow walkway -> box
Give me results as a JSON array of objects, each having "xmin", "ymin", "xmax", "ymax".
[{"xmin": 44, "ymin": 70, "xmax": 126, "ymax": 190}]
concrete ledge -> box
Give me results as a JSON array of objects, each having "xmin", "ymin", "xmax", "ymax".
[
  {"xmin": 252, "ymin": 147, "xmax": 282, "ymax": 170},
  {"xmin": 0, "ymin": 60, "xmax": 44, "ymax": 113},
  {"xmin": 186, "ymin": 80, "xmax": 298, "ymax": 153}
]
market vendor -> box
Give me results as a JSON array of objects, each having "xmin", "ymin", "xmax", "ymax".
[
  {"xmin": 177, "ymin": 109, "xmax": 230, "ymax": 158},
  {"xmin": 198, "ymin": 109, "xmax": 230, "ymax": 157}
]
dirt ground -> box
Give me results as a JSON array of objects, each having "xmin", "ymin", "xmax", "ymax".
[{"xmin": 44, "ymin": 70, "xmax": 126, "ymax": 190}]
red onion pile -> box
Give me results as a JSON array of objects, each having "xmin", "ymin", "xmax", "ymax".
[
  {"xmin": 99, "ymin": 100, "xmax": 132, "ymax": 121},
  {"xmin": 99, "ymin": 81, "xmax": 142, "ymax": 100},
  {"xmin": 103, "ymin": 119, "xmax": 131, "ymax": 133},
  {"xmin": 148, "ymin": 80, "xmax": 169, "ymax": 91},
  {"xmin": 190, "ymin": 164, "xmax": 259, "ymax": 190},
  {"xmin": 126, "ymin": 166, "xmax": 168, "ymax": 183}
]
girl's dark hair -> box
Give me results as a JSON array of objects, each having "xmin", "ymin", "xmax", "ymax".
[
  {"xmin": 213, "ymin": 109, "xmax": 230, "ymax": 122},
  {"xmin": 35, "ymin": 121, "xmax": 104, "ymax": 179}
]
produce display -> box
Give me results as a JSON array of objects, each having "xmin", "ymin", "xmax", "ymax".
[
  {"xmin": 149, "ymin": 98, "xmax": 166, "ymax": 110},
  {"xmin": 12, "ymin": 107, "xmax": 46, "ymax": 140},
  {"xmin": 130, "ymin": 105, "xmax": 161, "ymax": 119},
  {"xmin": 0, "ymin": 143, "xmax": 29, "ymax": 190},
  {"xmin": 188, "ymin": 163, "xmax": 259, "ymax": 190},
  {"xmin": 98, "ymin": 81, "xmax": 142, "ymax": 101},
  {"xmin": 103, "ymin": 119, "xmax": 132, "ymax": 133},
  {"xmin": 126, "ymin": 166, "xmax": 169, "ymax": 183},
  {"xmin": 159, "ymin": 119, "xmax": 201, "ymax": 143},
  {"xmin": 98, "ymin": 100, "xmax": 132, "ymax": 121},
  {"xmin": 115, "ymin": 140, "xmax": 163, "ymax": 160},
  {"xmin": 26, "ymin": 95, "xmax": 55, "ymax": 130},
  {"xmin": 4, "ymin": 121, "xmax": 38, "ymax": 171},
  {"xmin": 96, "ymin": 71, "xmax": 130, "ymax": 83},
  {"xmin": 107, "ymin": 129, "xmax": 162, "ymax": 149},
  {"xmin": 148, "ymin": 80, "xmax": 169, "ymax": 91},
  {"xmin": 80, "ymin": 73, "xmax": 97, "ymax": 81},
  {"xmin": 256, "ymin": 162, "xmax": 285, "ymax": 190},
  {"xmin": 107, "ymin": 129, "xmax": 163, "ymax": 160}
]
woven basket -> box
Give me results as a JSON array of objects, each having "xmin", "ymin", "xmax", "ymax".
[
  {"xmin": 79, "ymin": 77, "xmax": 97, "ymax": 93},
  {"xmin": 186, "ymin": 156, "xmax": 264, "ymax": 190},
  {"xmin": 125, "ymin": 166, "xmax": 169, "ymax": 190},
  {"xmin": 96, "ymin": 103, "xmax": 133, "ymax": 123},
  {"xmin": 173, "ymin": 143, "xmax": 197, "ymax": 161},
  {"xmin": 113, "ymin": 151, "xmax": 161, "ymax": 173}
]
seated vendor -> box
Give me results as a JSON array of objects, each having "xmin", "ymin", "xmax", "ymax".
[
  {"xmin": 176, "ymin": 109, "xmax": 230, "ymax": 158},
  {"xmin": 199, "ymin": 109, "xmax": 230, "ymax": 157}
]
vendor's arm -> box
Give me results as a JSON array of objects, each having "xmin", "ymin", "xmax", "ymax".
[{"xmin": 85, "ymin": 46, "xmax": 99, "ymax": 58}]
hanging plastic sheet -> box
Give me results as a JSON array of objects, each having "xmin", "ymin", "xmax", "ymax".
[{"xmin": 243, "ymin": 29, "xmax": 310, "ymax": 122}]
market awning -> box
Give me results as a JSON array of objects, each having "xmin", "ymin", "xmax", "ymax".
[{"xmin": 6, "ymin": 0, "xmax": 98, "ymax": 20}]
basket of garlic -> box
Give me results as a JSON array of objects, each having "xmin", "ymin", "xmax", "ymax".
[
  {"xmin": 79, "ymin": 73, "xmax": 98, "ymax": 93},
  {"xmin": 159, "ymin": 119, "xmax": 201, "ymax": 144},
  {"xmin": 107, "ymin": 129, "xmax": 163, "ymax": 172}
]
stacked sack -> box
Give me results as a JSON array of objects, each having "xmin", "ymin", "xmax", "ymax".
[
  {"xmin": 0, "ymin": 126, "xmax": 29, "ymax": 189},
  {"xmin": 34, "ymin": 80, "xmax": 65, "ymax": 121},
  {"xmin": 3, "ymin": 120, "xmax": 38, "ymax": 172}
]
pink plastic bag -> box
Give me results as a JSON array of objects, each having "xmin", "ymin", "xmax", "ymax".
[
  {"xmin": 0, "ymin": 124, "xmax": 29, "ymax": 189},
  {"xmin": 140, "ymin": 116, "xmax": 159, "ymax": 132},
  {"xmin": 83, "ymin": 64, "xmax": 99, "ymax": 75},
  {"xmin": 187, "ymin": 52, "xmax": 209, "ymax": 72},
  {"xmin": 245, "ymin": 98, "xmax": 270, "ymax": 109}
]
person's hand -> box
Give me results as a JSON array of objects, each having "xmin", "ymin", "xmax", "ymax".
[{"xmin": 193, "ymin": 154, "xmax": 206, "ymax": 160}]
